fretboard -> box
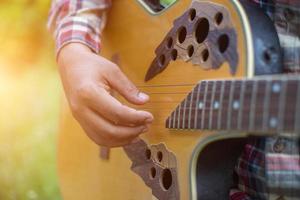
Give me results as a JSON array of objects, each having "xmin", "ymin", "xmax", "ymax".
[{"xmin": 166, "ymin": 76, "xmax": 300, "ymax": 134}]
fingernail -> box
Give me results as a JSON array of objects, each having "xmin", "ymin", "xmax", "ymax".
[
  {"xmin": 138, "ymin": 92, "xmax": 149, "ymax": 101},
  {"xmin": 145, "ymin": 117, "xmax": 153, "ymax": 123}
]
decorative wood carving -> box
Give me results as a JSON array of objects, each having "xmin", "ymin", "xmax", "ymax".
[
  {"xmin": 123, "ymin": 139, "xmax": 179, "ymax": 200},
  {"xmin": 145, "ymin": 1, "xmax": 238, "ymax": 81}
]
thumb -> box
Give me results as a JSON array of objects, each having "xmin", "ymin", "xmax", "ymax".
[{"xmin": 108, "ymin": 67, "xmax": 149, "ymax": 105}]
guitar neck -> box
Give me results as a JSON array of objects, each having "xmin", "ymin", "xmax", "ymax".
[{"xmin": 166, "ymin": 76, "xmax": 300, "ymax": 134}]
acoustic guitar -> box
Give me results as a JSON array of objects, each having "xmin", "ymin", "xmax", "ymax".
[{"xmin": 57, "ymin": 0, "xmax": 299, "ymax": 199}]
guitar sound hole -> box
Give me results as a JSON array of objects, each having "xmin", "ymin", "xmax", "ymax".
[
  {"xmin": 218, "ymin": 34, "xmax": 229, "ymax": 53},
  {"xmin": 166, "ymin": 37, "xmax": 173, "ymax": 49},
  {"xmin": 187, "ymin": 45, "xmax": 194, "ymax": 57},
  {"xmin": 150, "ymin": 167, "xmax": 156, "ymax": 179},
  {"xmin": 201, "ymin": 49, "xmax": 209, "ymax": 62},
  {"xmin": 158, "ymin": 54, "xmax": 166, "ymax": 67},
  {"xmin": 177, "ymin": 26, "xmax": 187, "ymax": 44},
  {"xmin": 157, "ymin": 151, "xmax": 163, "ymax": 162},
  {"xmin": 171, "ymin": 49, "xmax": 178, "ymax": 60},
  {"xmin": 145, "ymin": 148, "xmax": 151, "ymax": 160},
  {"xmin": 189, "ymin": 8, "xmax": 196, "ymax": 21},
  {"xmin": 195, "ymin": 18, "xmax": 209, "ymax": 44},
  {"xmin": 215, "ymin": 12, "xmax": 223, "ymax": 25},
  {"xmin": 161, "ymin": 168, "xmax": 172, "ymax": 191}
]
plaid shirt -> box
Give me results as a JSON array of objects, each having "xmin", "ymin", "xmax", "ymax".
[
  {"xmin": 48, "ymin": 1, "xmax": 300, "ymax": 199},
  {"xmin": 231, "ymin": 1, "xmax": 300, "ymax": 200},
  {"xmin": 47, "ymin": 0, "xmax": 111, "ymax": 55}
]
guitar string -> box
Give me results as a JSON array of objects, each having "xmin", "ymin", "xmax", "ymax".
[
  {"xmin": 129, "ymin": 81, "xmax": 298, "ymax": 99},
  {"xmin": 136, "ymin": 74, "xmax": 300, "ymax": 88},
  {"xmin": 146, "ymin": 0, "xmax": 300, "ymax": 84},
  {"xmin": 131, "ymin": 86, "xmax": 297, "ymax": 113},
  {"xmin": 120, "ymin": 96, "xmax": 297, "ymax": 105},
  {"xmin": 136, "ymin": 82, "xmax": 297, "ymax": 91},
  {"xmin": 137, "ymin": 104, "xmax": 293, "ymax": 110}
]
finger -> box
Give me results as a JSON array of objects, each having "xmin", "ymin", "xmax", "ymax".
[
  {"xmin": 80, "ymin": 109, "xmax": 149, "ymax": 147},
  {"xmin": 107, "ymin": 67, "xmax": 149, "ymax": 105},
  {"xmin": 85, "ymin": 87, "xmax": 153, "ymax": 126},
  {"xmin": 81, "ymin": 125, "xmax": 131, "ymax": 147}
]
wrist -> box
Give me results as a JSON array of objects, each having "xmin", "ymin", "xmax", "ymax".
[{"xmin": 58, "ymin": 43, "xmax": 93, "ymax": 67}]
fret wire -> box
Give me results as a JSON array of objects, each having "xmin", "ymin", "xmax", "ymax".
[
  {"xmin": 227, "ymin": 80, "xmax": 235, "ymax": 130},
  {"xmin": 193, "ymin": 82, "xmax": 202, "ymax": 129},
  {"xmin": 168, "ymin": 112, "xmax": 172, "ymax": 128},
  {"xmin": 182, "ymin": 96, "xmax": 188, "ymax": 129},
  {"xmin": 170, "ymin": 111, "xmax": 175, "ymax": 128},
  {"xmin": 188, "ymin": 88, "xmax": 195, "ymax": 129},
  {"xmin": 173, "ymin": 106, "xmax": 177, "ymax": 129},
  {"xmin": 201, "ymin": 81, "xmax": 208, "ymax": 129},
  {"xmin": 278, "ymin": 78, "xmax": 287, "ymax": 132},
  {"xmin": 177, "ymin": 99, "xmax": 182, "ymax": 129},
  {"xmin": 262, "ymin": 79, "xmax": 272, "ymax": 132},
  {"xmin": 217, "ymin": 80, "xmax": 225, "ymax": 130},
  {"xmin": 249, "ymin": 80, "xmax": 258, "ymax": 131},
  {"xmin": 295, "ymin": 80, "xmax": 300, "ymax": 133},
  {"xmin": 209, "ymin": 81, "xmax": 216, "ymax": 129},
  {"xmin": 237, "ymin": 80, "xmax": 245, "ymax": 130},
  {"xmin": 167, "ymin": 76, "xmax": 300, "ymax": 131}
]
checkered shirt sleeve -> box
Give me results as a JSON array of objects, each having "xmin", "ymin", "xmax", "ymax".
[{"xmin": 47, "ymin": 0, "xmax": 111, "ymax": 55}]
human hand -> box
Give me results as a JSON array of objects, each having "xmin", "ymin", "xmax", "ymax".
[{"xmin": 58, "ymin": 43, "xmax": 153, "ymax": 147}]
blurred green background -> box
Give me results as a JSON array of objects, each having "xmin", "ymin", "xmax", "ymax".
[
  {"xmin": 0, "ymin": 0, "xmax": 62, "ymax": 199},
  {"xmin": 0, "ymin": 0, "xmax": 179, "ymax": 199}
]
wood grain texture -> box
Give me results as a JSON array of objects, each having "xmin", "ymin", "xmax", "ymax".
[
  {"xmin": 57, "ymin": 0, "xmax": 253, "ymax": 199},
  {"xmin": 145, "ymin": 1, "xmax": 238, "ymax": 81}
]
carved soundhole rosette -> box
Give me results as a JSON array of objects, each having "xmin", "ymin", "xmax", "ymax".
[
  {"xmin": 145, "ymin": 1, "xmax": 238, "ymax": 81},
  {"xmin": 123, "ymin": 139, "xmax": 179, "ymax": 200}
]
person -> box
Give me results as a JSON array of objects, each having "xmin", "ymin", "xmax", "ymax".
[
  {"xmin": 48, "ymin": 0, "xmax": 154, "ymax": 148},
  {"xmin": 48, "ymin": 0, "xmax": 300, "ymax": 199},
  {"xmin": 229, "ymin": 1, "xmax": 300, "ymax": 200}
]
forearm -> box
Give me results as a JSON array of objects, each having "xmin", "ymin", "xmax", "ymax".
[{"xmin": 47, "ymin": 0, "xmax": 111, "ymax": 56}]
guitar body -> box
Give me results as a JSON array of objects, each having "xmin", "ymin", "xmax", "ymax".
[{"xmin": 57, "ymin": 0, "xmax": 282, "ymax": 199}]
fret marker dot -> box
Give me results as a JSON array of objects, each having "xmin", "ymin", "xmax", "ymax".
[
  {"xmin": 272, "ymin": 83, "xmax": 281, "ymax": 93},
  {"xmin": 198, "ymin": 102, "xmax": 204, "ymax": 109},
  {"xmin": 269, "ymin": 117, "xmax": 278, "ymax": 128},
  {"xmin": 233, "ymin": 101, "xmax": 240, "ymax": 110},
  {"xmin": 213, "ymin": 101, "xmax": 220, "ymax": 109}
]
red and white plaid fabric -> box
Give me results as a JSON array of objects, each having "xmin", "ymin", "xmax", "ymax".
[
  {"xmin": 47, "ymin": 0, "xmax": 111, "ymax": 55},
  {"xmin": 230, "ymin": 136, "xmax": 300, "ymax": 200}
]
